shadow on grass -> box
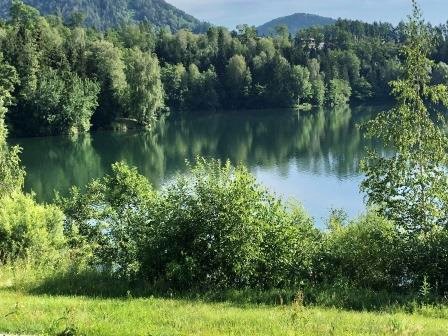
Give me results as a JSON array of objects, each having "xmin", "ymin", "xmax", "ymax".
[{"xmin": 26, "ymin": 270, "xmax": 445, "ymax": 312}]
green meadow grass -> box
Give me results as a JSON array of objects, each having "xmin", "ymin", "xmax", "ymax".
[{"xmin": 1, "ymin": 289, "xmax": 448, "ymax": 336}]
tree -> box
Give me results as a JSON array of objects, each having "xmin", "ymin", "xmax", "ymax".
[
  {"xmin": 307, "ymin": 59, "xmax": 326, "ymax": 106},
  {"xmin": 361, "ymin": 1, "xmax": 448, "ymax": 232},
  {"xmin": 264, "ymin": 54, "xmax": 295, "ymax": 107},
  {"xmin": 16, "ymin": 68, "xmax": 99, "ymax": 136},
  {"xmin": 59, "ymin": 162, "xmax": 156, "ymax": 279},
  {"xmin": 124, "ymin": 48, "xmax": 164, "ymax": 126},
  {"xmin": 60, "ymin": 72, "xmax": 100, "ymax": 134},
  {"xmin": 87, "ymin": 40, "xmax": 127, "ymax": 126},
  {"xmin": 0, "ymin": 53, "xmax": 24, "ymax": 196},
  {"xmin": 311, "ymin": 78, "xmax": 325, "ymax": 106},
  {"xmin": 225, "ymin": 54, "xmax": 252, "ymax": 108},
  {"xmin": 6, "ymin": 1, "xmax": 41, "ymax": 100},
  {"xmin": 291, "ymin": 65, "xmax": 312, "ymax": 105},
  {"xmin": 184, "ymin": 64, "xmax": 220, "ymax": 111},
  {"xmin": 161, "ymin": 63, "xmax": 187, "ymax": 110},
  {"xmin": 327, "ymin": 78, "xmax": 351, "ymax": 107}
]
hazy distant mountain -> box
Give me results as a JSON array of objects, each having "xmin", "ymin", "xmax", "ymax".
[
  {"xmin": 0, "ymin": 0, "xmax": 210, "ymax": 32},
  {"xmin": 257, "ymin": 13, "xmax": 336, "ymax": 35}
]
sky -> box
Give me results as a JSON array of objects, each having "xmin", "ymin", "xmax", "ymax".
[{"xmin": 167, "ymin": 0, "xmax": 448, "ymax": 29}]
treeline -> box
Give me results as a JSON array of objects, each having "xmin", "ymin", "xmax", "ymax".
[{"xmin": 2, "ymin": 1, "xmax": 448, "ymax": 136}]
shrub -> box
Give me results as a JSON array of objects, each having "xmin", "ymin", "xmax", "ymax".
[
  {"xmin": 59, "ymin": 162, "xmax": 156, "ymax": 279},
  {"xmin": 0, "ymin": 192, "xmax": 65, "ymax": 263},
  {"xmin": 143, "ymin": 159, "xmax": 320, "ymax": 290},
  {"xmin": 320, "ymin": 211, "xmax": 404, "ymax": 290},
  {"xmin": 61, "ymin": 158, "xmax": 320, "ymax": 290},
  {"xmin": 407, "ymin": 226, "xmax": 448, "ymax": 294}
]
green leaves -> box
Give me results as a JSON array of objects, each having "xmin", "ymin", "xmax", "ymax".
[
  {"xmin": 0, "ymin": 192, "xmax": 65, "ymax": 263},
  {"xmin": 327, "ymin": 79, "xmax": 351, "ymax": 107},
  {"xmin": 0, "ymin": 52, "xmax": 24, "ymax": 196},
  {"xmin": 59, "ymin": 162, "xmax": 155, "ymax": 279},
  {"xmin": 361, "ymin": 1, "xmax": 448, "ymax": 232},
  {"xmin": 124, "ymin": 48, "xmax": 164, "ymax": 126},
  {"xmin": 60, "ymin": 158, "xmax": 319, "ymax": 289}
]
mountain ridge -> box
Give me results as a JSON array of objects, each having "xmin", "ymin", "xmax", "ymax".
[
  {"xmin": 257, "ymin": 13, "xmax": 336, "ymax": 35},
  {"xmin": 0, "ymin": 0, "xmax": 209, "ymax": 31}
]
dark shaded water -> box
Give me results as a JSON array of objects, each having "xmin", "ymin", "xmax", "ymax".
[{"xmin": 11, "ymin": 103, "xmax": 386, "ymax": 225}]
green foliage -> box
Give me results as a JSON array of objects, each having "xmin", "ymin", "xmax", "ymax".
[
  {"xmin": 87, "ymin": 40, "xmax": 127, "ymax": 126},
  {"xmin": 408, "ymin": 226, "xmax": 448, "ymax": 293},
  {"xmin": 307, "ymin": 58, "xmax": 325, "ymax": 106},
  {"xmin": 161, "ymin": 63, "xmax": 186, "ymax": 110},
  {"xmin": 321, "ymin": 211, "xmax": 403, "ymax": 290},
  {"xmin": 60, "ymin": 158, "xmax": 320, "ymax": 290},
  {"xmin": 432, "ymin": 61, "xmax": 448, "ymax": 84},
  {"xmin": 0, "ymin": 192, "xmax": 65, "ymax": 263},
  {"xmin": 225, "ymin": 54, "xmax": 252, "ymax": 108},
  {"xmin": 291, "ymin": 65, "xmax": 312, "ymax": 104},
  {"xmin": 4, "ymin": 1, "xmax": 448, "ymax": 134},
  {"xmin": 59, "ymin": 162, "xmax": 156, "ymax": 279},
  {"xmin": 146, "ymin": 159, "xmax": 319, "ymax": 290},
  {"xmin": 327, "ymin": 79, "xmax": 351, "ymax": 106},
  {"xmin": 20, "ymin": 68, "xmax": 99, "ymax": 135},
  {"xmin": 124, "ymin": 48, "xmax": 164, "ymax": 126},
  {"xmin": 0, "ymin": 52, "xmax": 24, "ymax": 195},
  {"xmin": 183, "ymin": 64, "xmax": 220, "ymax": 111},
  {"xmin": 361, "ymin": 2, "xmax": 448, "ymax": 232}
]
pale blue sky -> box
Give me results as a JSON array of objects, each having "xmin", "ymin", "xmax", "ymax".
[{"xmin": 167, "ymin": 0, "xmax": 448, "ymax": 29}]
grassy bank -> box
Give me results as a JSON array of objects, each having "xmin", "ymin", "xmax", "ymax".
[{"xmin": 1, "ymin": 289, "xmax": 448, "ymax": 336}]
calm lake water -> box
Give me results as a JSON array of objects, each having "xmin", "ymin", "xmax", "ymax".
[{"xmin": 11, "ymin": 103, "xmax": 386, "ymax": 226}]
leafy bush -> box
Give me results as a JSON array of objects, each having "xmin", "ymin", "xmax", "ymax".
[
  {"xmin": 59, "ymin": 162, "xmax": 156, "ymax": 279},
  {"xmin": 0, "ymin": 192, "xmax": 65, "ymax": 263},
  {"xmin": 143, "ymin": 159, "xmax": 320, "ymax": 290},
  {"xmin": 61, "ymin": 158, "xmax": 320, "ymax": 290},
  {"xmin": 407, "ymin": 226, "xmax": 448, "ymax": 294},
  {"xmin": 52, "ymin": 158, "xmax": 448, "ymax": 297},
  {"xmin": 320, "ymin": 211, "xmax": 404, "ymax": 290}
]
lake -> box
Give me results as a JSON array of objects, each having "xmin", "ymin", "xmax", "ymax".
[{"xmin": 11, "ymin": 103, "xmax": 386, "ymax": 226}]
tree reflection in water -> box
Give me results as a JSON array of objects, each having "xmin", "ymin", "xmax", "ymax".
[{"xmin": 12, "ymin": 103, "xmax": 387, "ymax": 223}]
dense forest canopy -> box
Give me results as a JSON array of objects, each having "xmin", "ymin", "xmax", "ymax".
[
  {"xmin": 2, "ymin": 1, "xmax": 448, "ymax": 137},
  {"xmin": 0, "ymin": 0, "xmax": 209, "ymax": 32}
]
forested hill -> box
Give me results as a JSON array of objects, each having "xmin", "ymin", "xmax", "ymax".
[
  {"xmin": 257, "ymin": 13, "xmax": 336, "ymax": 35},
  {"xmin": 0, "ymin": 0, "xmax": 209, "ymax": 31}
]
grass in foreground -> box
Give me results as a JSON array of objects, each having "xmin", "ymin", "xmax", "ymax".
[{"xmin": 1, "ymin": 289, "xmax": 448, "ymax": 336}]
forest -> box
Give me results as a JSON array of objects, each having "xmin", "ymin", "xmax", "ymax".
[
  {"xmin": 2, "ymin": 1, "xmax": 448, "ymax": 334},
  {"xmin": 2, "ymin": 0, "xmax": 448, "ymax": 137}
]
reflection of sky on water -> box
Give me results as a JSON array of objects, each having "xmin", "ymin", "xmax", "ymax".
[{"xmin": 253, "ymin": 162, "xmax": 364, "ymax": 226}]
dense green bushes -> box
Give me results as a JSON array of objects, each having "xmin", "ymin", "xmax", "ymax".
[
  {"xmin": 0, "ymin": 192, "xmax": 65, "ymax": 263},
  {"xmin": 0, "ymin": 156, "xmax": 447, "ymax": 301},
  {"xmin": 49, "ymin": 159, "xmax": 448, "ymax": 296},
  {"xmin": 59, "ymin": 159, "xmax": 320, "ymax": 290},
  {"xmin": 320, "ymin": 212, "xmax": 404, "ymax": 291}
]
